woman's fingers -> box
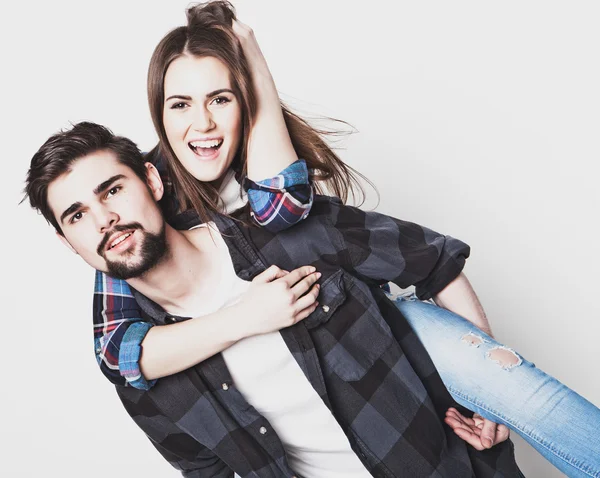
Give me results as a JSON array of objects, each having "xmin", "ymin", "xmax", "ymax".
[
  {"xmin": 252, "ymin": 265, "xmax": 286, "ymax": 283},
  {"xmin": 293, "ymin": 284, "xmax": 320, "ymax": 312},
  {"xmin": 293, "ymin": 300, "xmax": 320, "ymax": 322},
  {"xmin": 231, "ymin": 19, "xmax": 252, "ymax": 37},
  {"xmin": 280, "ymin": 266, "xmax": 317, "ymax": 287},
  {"xmin": 291, "ymin": 271, "xmax": 321, "ymax": 299}
]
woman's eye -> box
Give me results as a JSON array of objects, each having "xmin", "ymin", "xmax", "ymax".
[
  {"xmin": 170, "ymin": 102, "xmax": 187, "ymax": 110},
  {"xmin": 211, "ymin": 96, "xmax": 231, "ymax": 106}
]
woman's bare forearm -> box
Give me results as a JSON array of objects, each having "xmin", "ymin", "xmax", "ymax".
[
  {"xmin": 246, "ymin": 73, "xmax": 298, "ymax": 180},
  {"xmin": 139, "ymin": 304, "xmax": 247, "ymax": 380},
  {"xmin": 233, "ymin": 20, "xmax": 299, "ymax": 180}
]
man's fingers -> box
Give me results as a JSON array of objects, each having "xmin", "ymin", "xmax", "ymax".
[
  {"xmin": 479, "ymin": 418, "xmax": 497, "ymax": 449},
  {"xmin": 446, "ymin": 408, "xmax": 476, "ymax": 427},
  {"xmin": 453, "ymin": 427, "xmax": 486, "ymax": 451},
  {"xmin": 444, "ymin": 417, "xmax": 485, "ymax": 451},
  {"xmin": 494, "ymin": 424, "xmax": 510, "ymax": 445},
  {"xmin": 444, "ymin": 415, "xmax": 474, "ymax": 435}
]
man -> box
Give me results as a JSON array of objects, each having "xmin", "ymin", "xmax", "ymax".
[{"xmin": 25, "ymin": 122, "xmax": 521, "ymax": 477}]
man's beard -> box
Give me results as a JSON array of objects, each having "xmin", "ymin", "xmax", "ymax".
[{"xmin": 98, "ymin": 222, "xmax": 168, "ymax": 280}]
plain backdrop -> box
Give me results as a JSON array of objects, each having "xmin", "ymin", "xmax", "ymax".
[{"xmin": 2, "ymin": 1, "xmax": 598, "ymax": 476}]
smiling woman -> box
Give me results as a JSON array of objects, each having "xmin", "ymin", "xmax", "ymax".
[{"xmin": 163, "ymin": 55, "xmax": 243, "ymax": 185}]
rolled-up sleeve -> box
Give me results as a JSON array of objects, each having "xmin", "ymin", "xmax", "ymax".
[
  {"xmin": 327, "ymin": 197, "xmax": 470, "ymax": 300},
  {"xmin": 244, "ymin": 159, "xmax": 313, "ymax": 233},
  {"xmin": 93, "ymin": 270, "xmax": 156, "ymax": 390}
]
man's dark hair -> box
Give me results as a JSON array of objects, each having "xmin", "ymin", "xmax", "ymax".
[{"xmin": 24, "ymin": 122, "xmax": 147, "ymax": 235}]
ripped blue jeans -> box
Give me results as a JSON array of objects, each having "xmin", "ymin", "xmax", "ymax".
[{"xmin": 389, "ymin": 293, "xmax": 600, "ymax": 478}]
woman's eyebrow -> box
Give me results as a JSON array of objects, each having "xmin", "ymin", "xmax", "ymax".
[
  {"xmin": 165, "ymin": 89, "xmax": 234, "ymax": 102},
  {"xmin": 165, "ymin": 94, "xmax": 192, "ymax": 102}
]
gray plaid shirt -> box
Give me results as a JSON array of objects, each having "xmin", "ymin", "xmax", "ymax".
[{"xmin": 116, "ymin": 196, "xmax": 522, "ymax": 477}]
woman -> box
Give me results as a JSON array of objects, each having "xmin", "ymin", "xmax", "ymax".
[{"xmin": 93, "ymin": 2, "xmax": 599, "ymax": 477}]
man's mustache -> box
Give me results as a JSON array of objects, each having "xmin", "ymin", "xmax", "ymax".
[{"xmin": 97, "ymin": 222, "xmax": 143, "ymax": 257}]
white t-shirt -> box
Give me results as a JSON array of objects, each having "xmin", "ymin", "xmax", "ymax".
[{"xmin": 183, "ymin": 224, "xmax": 371, "ymax": 477}]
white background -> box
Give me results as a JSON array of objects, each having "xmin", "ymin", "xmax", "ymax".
[{"xmin": 2, "ymin": 1, "xmax": 598, "ymax": 477}]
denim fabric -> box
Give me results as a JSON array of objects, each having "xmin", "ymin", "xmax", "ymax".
[{"xmin": 390, "ymin": 293, "xmax": 600, "ymax": 478}]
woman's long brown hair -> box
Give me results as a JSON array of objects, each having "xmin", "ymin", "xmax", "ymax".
[{"xmin": 148, "ymin": 0, "xmax": 374, "ymax": 225}]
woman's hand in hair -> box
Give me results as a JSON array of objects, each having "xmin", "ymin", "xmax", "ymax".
[
  {"xmin": 232, "ymin": 20, "xmax": 300, "ymax": 180},
  {"xmin": 232, "ymin": 19, "xmax": 274, "ymax": 88},
  {"xmin": 235, "ymin": 265, "xmax": 321, "ymax": 337}
]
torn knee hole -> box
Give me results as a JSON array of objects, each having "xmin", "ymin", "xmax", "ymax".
[
  {"xmin": 461, "ymin": 332, "xmax": 484, "ymax": 347},
  {"xmin": 487, "ymin": 347, "xmax": 522, "ymax": 370}
]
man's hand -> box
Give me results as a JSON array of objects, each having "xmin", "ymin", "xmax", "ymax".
[{"xmin": 444, "ymin": 407, "xmax": 510, "ymax": 451}]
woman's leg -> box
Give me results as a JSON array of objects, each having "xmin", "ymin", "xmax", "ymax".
[{"xmin": 389, "ymin": 293, "xmax": 600, "ymax": 478}]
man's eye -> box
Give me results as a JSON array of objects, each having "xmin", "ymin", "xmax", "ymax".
[
  {"xmin": 106, "ymin": 186, "xmax": 121, "ymax": 198},
  {"xmin": 70, "ymin": 212, "xmax": 83, "ymax": 224}
]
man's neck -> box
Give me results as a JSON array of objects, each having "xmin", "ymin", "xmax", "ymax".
[{"xmin": 126, "ymin": 224, "xmax": 220, "ymax": 314}]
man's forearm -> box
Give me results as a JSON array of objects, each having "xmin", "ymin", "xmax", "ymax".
[{"xmin": 432, "ymin": 272, "xmax": 493, "ymax": 337}]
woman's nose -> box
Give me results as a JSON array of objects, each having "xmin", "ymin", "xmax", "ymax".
[{"xmin": 191, "ymin": 106, "xmax": 215, "ymax": 132}]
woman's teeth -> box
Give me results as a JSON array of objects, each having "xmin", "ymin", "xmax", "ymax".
[{"xmin": 189, "ymin": 139, "xmax": 223, "ymax": 152}]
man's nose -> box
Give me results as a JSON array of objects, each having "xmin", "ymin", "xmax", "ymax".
[{"xmin": 95, "ymin": 208, "xmax": 119, "ymax": 233}]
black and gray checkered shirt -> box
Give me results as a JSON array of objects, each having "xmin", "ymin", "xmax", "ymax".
[{"xmin": 116, "ymin": 195, "xmax": 523, "ymax": 477}]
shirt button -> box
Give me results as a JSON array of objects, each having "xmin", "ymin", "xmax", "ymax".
[
  {"xmin": 222, "ymin": 383, "xmax": 229, "ymax": 391},
  {"xmin": 322, "ymin": 305, "xmax": 330, "ymax": 313},
  {"xmin": 95, "ymin": 347, "xmax": 101, "ymax": 354},
  {"xmin": 259, "ymin": 426, "xmax": 267, "ymax": 435}
]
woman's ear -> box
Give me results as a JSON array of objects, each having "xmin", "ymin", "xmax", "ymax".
[
  {"xmin": 145, "ymin": 162, "xmax": 165, "ymax": 201},
  {"xmin": 56, "ymin": 232, "xmax": 77, "ymax": 254}
]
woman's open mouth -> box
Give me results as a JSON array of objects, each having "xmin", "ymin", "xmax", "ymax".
[{"xmin": 188, "ymin": 139, "xmax": 224, "ymax": 160}]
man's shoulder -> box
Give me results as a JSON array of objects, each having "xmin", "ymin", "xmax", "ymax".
[
  {"xmin": 307, "ymin": 194, "xmax": 345, "ymax": 216},
  {"xmin": 308, "ymin": 194, "xmax": 367, "ymax": 225}
]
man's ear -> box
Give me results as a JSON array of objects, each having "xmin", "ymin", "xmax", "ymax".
[
  {"xmin": 145, "ymin": 163, "xmax": 164, "ymax": 201},
  {"xmin": 56, "ymin": 232, "xmax": 77, "ymax": 254}
]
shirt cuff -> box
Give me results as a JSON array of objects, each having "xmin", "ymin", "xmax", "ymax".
[
  {"xmin": 119, "ymin": 322, "xmax": 157, "ymax": 390},
  {"xmin": 242, "ymin": 158, "xmax": 310, "ymax": 193}
]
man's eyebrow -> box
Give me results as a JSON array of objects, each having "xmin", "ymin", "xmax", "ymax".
[
  {"xmin": 59, "ymin": 175, "xmax": 126, "ymax": 225},
  {"xmin": 165, "ymin": 89, "xmax": 235, "ymax": 102},
  {"xmin": 60, "ymin": 202, "xmax": 83, "ymax": 225},
  {"xmin": 93, "ymin": 174, "xmax": 126, "ymax": 195}
]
